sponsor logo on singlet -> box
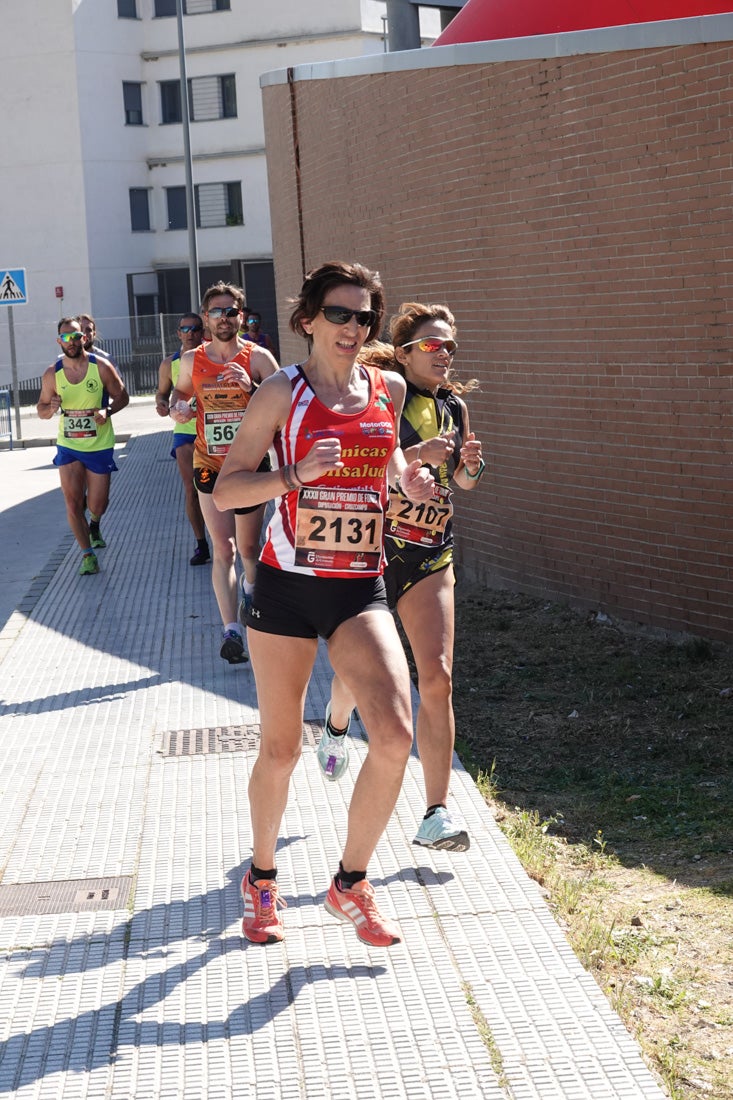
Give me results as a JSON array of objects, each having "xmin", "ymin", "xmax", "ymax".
[{"xmin": 359, "ymin": 420, "xmax": 393, "ymax": 436}]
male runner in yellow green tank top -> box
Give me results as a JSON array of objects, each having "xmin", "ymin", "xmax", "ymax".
[{"xmin": 36, "ymin": 317, "xmax": 129, "ymax": 575}]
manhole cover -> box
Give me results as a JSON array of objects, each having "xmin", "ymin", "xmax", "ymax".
[
  {"xmin": 0, "ymin": 876, "xmax": 134, "ymax": 917},
  {"xmin": 160, "ymin": 721, "xmax": 321, "ymax": 756}
]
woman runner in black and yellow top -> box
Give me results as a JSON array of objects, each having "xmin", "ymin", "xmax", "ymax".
[{"xmin": 324, "ymin": 302, "xmax": 485, "ymax": 851}]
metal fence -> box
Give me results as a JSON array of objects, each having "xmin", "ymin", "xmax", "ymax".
[
  {"xmin": 10, "ymin": 360, "xmax": 160, "ymax": 408},
  {"xmin": 98, "ymin": 311, "xmax": 181, "ymax": 396},
  {"xmin": 0, "ymin": 389, "xmax": 12, "ymax": 448}
]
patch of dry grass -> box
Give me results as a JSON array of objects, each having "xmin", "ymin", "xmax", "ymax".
[{"xmin": 447, "ymin": 584, "xmax": 733, "ymax": 1099}]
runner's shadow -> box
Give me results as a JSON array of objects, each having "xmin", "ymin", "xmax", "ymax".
[
  {"xmin": 2, "ymin": 432, "xmax": 255, "ymax": 711},
  {"xmin": 0, "ymin": 675, "xmax": 161, "ymax": 717},
  {"xmin": 1, "ymin": 862, "xmax": 387, "ymax": 1090}
]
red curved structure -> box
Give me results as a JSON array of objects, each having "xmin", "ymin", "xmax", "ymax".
[{"xmin": 434, "ymin": 0, "xmax": 733, "ymax": 46}]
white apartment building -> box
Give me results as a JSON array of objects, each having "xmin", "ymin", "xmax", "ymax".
[{"xmin": 0, "ymin": 0, "xmax": 441, "ymax": 385}]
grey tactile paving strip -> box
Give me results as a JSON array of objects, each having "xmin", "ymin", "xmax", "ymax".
[{"xmin": 0, "ymin": 431, "xmax": 668, "ymax": 1098}]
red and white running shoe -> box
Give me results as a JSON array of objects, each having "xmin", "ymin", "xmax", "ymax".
[
  {"xmin": 324, "ymin": 878, "xmax": 401, "ymax": 947},
  {"xmin": 241, "ymin": 875, "xmax": 286, "ymax": 944}
]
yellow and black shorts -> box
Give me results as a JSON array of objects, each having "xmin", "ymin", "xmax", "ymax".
[{"xmin": 383, "ymin": 539, "xmax": 454, "ymax": 609}]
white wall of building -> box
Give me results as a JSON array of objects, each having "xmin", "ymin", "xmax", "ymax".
[
  {"xmin": 0, "ymin": 0, "xmax": 438, "ymax": 385},
  {"xmin": 0, "ymin": 1, "xmax": 91, "ymax": 381},
  {"xmin": 75, "ymin": 4, "xmax": 152, "ymax": 338}
]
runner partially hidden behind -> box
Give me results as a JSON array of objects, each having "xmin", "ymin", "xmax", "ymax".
[
  {"xmin": 155, "ymin": 312, "xmax": 210, "ymax": 566},
  {"xmin": 213, "ymin": 261, "xmax": 435, "ymax": 947},
  {"xmin": 36, "ymin": 317, "xmax": 129, "ymax": 575},
  {"xmin": 170, "ymin": 281, "xmax": 278, "ymax": 664}
]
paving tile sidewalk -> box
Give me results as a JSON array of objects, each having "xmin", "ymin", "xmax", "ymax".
[{"xmin": 0, "ymin": 429, "xmax": 668, "ymax": 1099}]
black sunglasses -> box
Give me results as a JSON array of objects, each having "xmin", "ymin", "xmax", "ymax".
[
  {"xmin": 321, "ymin": 306, "xmax": 376, "ymax": 328},
  {"xmin": 207, "ymin": 306, "xmax": 240, "ymax": 319},
  {"xmin": 179, "ymin": 324, "xmax": 203, "ymax": 333}
]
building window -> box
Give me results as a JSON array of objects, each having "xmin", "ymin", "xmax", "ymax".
[
  {"xmin": 166, "ymin": 182, "xmax": 243, "ymax": 229},
  {"xmin": 160, "ymin": 75, "xmax": 236, "ymax": 124},
  {"xmin": 190, "ymin": 74, "xmax": 237, "ymax": 120},
  {"xmin": 221, "ymin": 73, "xmax": 237, "ymax": 118},
  {"xmin": 123, "ymin": 82, "xmax": 144, "ymax": 126},
  {"xmin": 187, "ymin": 0, "xmax": 230, "ymax": 11},
  {"xmin": 129, "ymin": 189, "xmax": 151, "ymax": 231},
  {"xmin": 118, "ymin": 0, "xmax": 137, "ymax": 16},
  {"xmin": 154, "ymin": 0, "xmax": 230, "ymax": 15},
  {"xmin": 135, "ymin": 296, "xmax": 159, "ymax": 338},
  {"xmin": 160, "ymin": 81, "xmax": 182, "ymax": 125},
  {"xmin": 166, "ymin": 187, "xmax": 188, "ymax": 231},
  {"xmin": 198, "ymin": 182, "xmax": 243, "ymax": 227}
]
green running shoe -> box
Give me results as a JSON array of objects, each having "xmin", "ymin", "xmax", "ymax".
[
  {"xmin": 79, "ymin": 552, "xmax": 99, "ymax": 576},
  {"xmin": 89, "ymin": 523, "xmax": 106, "ymax": 549}
]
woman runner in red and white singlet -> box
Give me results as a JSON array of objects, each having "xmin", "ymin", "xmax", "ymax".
[{"xmin": 214, "ymin": 261, "xmax": 434, "ymax": 948}]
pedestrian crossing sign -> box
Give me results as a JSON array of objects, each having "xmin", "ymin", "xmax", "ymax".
[{"xmin": 0, "ymin": 269, "xmax": 28, "ymax": 305}]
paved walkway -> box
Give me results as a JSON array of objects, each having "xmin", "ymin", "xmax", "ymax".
[{"xmin": 0, "ymin": 414, "xmax": 668, "ymax": 1099}]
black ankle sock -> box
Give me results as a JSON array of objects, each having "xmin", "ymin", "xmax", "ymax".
[
  {"xmin": 250, "ymin": 865, "xmax": 277, "ymax": 884},
  {"xmin": 336, "ymin": 861, "xmax": 366, "ymax": 891},
  {"xmin": 197, "ymin": 538, "xmax": 208, "ymax": 551},
  {"xmin": 424, "ymin": 804, "xmax": 446, "ymax": 820}
]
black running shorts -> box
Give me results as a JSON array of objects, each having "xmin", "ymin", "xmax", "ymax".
[
  {"xmin": 194, "ymin": 453, "xmax": 271, "ymax": 515},
  {"xmin": 246, "ymin": 561, "xmax": 389, "ymax": 639}
]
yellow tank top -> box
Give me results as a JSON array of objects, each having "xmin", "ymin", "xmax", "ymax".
[
  {"xmin": 171, "ymin": 352, "xmax": 197, "ymax": 437},
  {"xmin": 55, "ymin": 356, "xmax": 115, "ymax": 452}
]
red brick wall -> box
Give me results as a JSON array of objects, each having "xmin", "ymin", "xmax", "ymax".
[{"xmin": 263, "ymin": 43, "xmax": 733, "ymax": 641}]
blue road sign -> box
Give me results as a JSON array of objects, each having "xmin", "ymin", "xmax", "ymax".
[{"xmin": 0, "ymin": 269, "xmax": 27, "ymax": 305}]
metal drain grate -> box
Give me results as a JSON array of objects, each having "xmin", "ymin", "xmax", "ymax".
[
  {"xmin": 160, "ymin": 721, "xmax": 321, "ymax": 757},
  {"xmin": 0, "ymin": 876, "xmax": 134, "ymax": 917}
]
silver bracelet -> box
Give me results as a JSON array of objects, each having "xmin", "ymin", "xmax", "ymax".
[{"xmin": 281, "ymin": 465, "xmax": 298, "ymax": 493}]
